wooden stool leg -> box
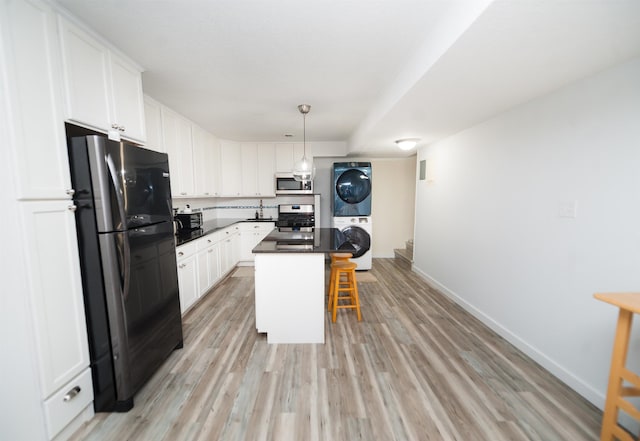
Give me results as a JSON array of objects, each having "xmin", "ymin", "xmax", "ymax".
[
  {"xmin": 352, "ymin": 270, "xmax": 361, "ymax": 321},
  {"xmin": 332, "ymin": 269, "xmax": 341, "ymax": 323},
  {"xmin": 328, "ymin": 266, "xmax": 335, "ymax": 312},
  {"xmin": 601, "ymin": 309, "xmax": 634, "ymax": 441}
]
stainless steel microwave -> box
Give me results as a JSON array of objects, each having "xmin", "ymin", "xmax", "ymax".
[{"xmin": 275, "ymin": 173, "xmax": 313, "ymax": 194}]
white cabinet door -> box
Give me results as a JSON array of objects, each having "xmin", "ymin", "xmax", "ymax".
[
  {"xmin": 162, "ymin": 107, "xmax": 194, "ymax": 197},
  {"xmin": 177, "ymin": 252, "xmax": 198, "ymax": 314},
  {"xmin": 19, "ymin": 200, "xmax": 90, "ymax": 398},
  {"xmin": 58, "ymin": 15, "xmax": 145, "ymax": 142},
  {"xmin": 220, "ymin": 140, "xmax": 242, "ymax": 197},
  {"xmin": 257, "ymin": 143, "xmax": 275, "ymax": 197},
  {"xmin": 220, "ymin": 235, "xmax": 232, "ymax": 275},
  {"xmin": 275, "ymin": 143, "xmax": 307, "ymax": 173},
  {"xmin": 2, "ymin": 0, "xmax": 72, "ymax": 200},
  {"xmin": 109, "ymin": 52, "xmax": 145, "ymax": 142},
  {"xmin": 196, "ymin": 247, "xmax": 210, "ymax": 297},
  {"xmin": 209, "ymin": 135, "xmax": 222, "ymax": 197},
  {"xmin": 241, "ymin": 143, "xmax": 258, "ymax": 196},
  {"xmin": 193, "ymin": 125, "xmax": 219, "ymax": 197},
  {"xmin": 143, "ymin": 95, "xmax": 163, "ymax": 152},
  {"xmin": 240, "ymin": 223, "xmax": 274, "ymax": 262},
  {"xmin": 205, "ymin": 242, "xmax": 221, "ymax": 288},
  {"xmin": 230, "ymin": 227, "xmax": 241, "ymax": 266},
  {"xmin": 275, "ymin": 143, "xmax": 294, "ymax": 173},
  {"xmin": 58, "ymin": 16, "xmax": 110, "ymax": 133}
]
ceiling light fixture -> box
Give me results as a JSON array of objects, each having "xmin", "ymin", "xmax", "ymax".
[
  {"xmin": 395, "ymin": 138, "xmax": 420, "ymax": 151},
  {"xmin": 292, "ymin": 104, "xmax": 314, "ymax": 182}
]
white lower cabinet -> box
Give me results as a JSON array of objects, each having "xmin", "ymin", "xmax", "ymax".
[
  {"xmin": 196, "ymin": 234, "xmax": 221, "ymax": 295},
  {"xmin": 42, "ymin": 369, "xmax": 93, "ymax": 439},
  {"xmin": 19, "ymin": 200, "xmax": 93, "ymax": 439},
  {"xmin": 176, "ymin": 241, "xmax": 198, "ymax": 314},
  {"xmin": 176, "ymin": 223, "xmax": 268, "ymax": 314},
  {"xmin": 239, "ymin": 222, "xmax": 275, "ymax": 263}
]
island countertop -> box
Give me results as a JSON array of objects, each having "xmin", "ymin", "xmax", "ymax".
[{"xmin": 252, "ymin": 228, "xmax": 357, "ymax": 254}]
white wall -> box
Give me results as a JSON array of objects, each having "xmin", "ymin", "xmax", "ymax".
[
  {"xmin": 371, "ymin": 157, "xmax": 416, "ymax": 257},
  {"xmin": 314, "ymin": 156, "xmax": 416, "ymax": 257},
  {"xmin": 413, "ymin": 57, "xmax": 640, "ymax": 413}
]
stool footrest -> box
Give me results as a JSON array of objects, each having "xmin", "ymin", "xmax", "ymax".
[
  {"xmin": 617, "ymin": 395, "xmax": 640, "ymax": 422},
  {"xmin": 612, "ymin": 424, "xmax": 634, "ymax": 441},
  {"xmin": 621, "ymin": 386, "xmax": 640, "ymax": 397},
  {"xmin": 621, "ymin": 367, "xmax": 640, "ymax": 389}
]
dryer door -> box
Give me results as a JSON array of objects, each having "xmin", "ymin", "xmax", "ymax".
[
  {"xmin": 341, "ymin": 226, "xmax": 371, "ymax": 258},
  {"xmin": 335, "ymin": 168, "xmax": 371, "ymax": 204}
]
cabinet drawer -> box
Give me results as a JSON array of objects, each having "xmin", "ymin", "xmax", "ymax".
[
  {"xmin": 196, "ymin": 232, "xmax": 221, "ymax": 251},
  {"xmin": 43, "ymin": 368, "xmax": 93, "ymax": 439},
  {"xmin": 176, "ymin": 241, "xmax": 197, "ymax": 260}
]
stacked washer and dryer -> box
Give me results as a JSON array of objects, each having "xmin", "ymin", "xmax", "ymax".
[{"xmin": 332, "ymin": 162, "xmax": 373, "ymax": 270}]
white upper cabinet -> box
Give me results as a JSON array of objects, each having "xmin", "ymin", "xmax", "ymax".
[
  {"xmin": 220, "ymin": 140, "xmax": 242, "ymax": 197},
  {"xmin": 275, "ymin": 143, "xmax": 306, "ymax": 173},
  {"xmin": 193, "ymin": 124, "xmax": 220, "ymax": 197},
  {"xmin": 1, "ymin": 0, "xmax": 72, "ymax": 200},
  {"xmin": 241, "ymin": 143, "xmax": 275, "ymax": 197},
  {"xmin": 108, "ymin": 51, "xmax": 146, "ymax": 141},
  {"xmin": 162, "ymin": 107, "xmax": 194, "ymax": 197},
  {"xmin": 143, "ymin": 95, "xmax": 163, "ymax": 152},
  {"xmin": 257, "ymin": 143, "xmax": 275, "ymax": 197},
  {"xmin": 58, "ymin": 16, "xmax": 145, "ymax": 142},
  {"xmin": 240, "ymin": 143, "xmax": 258, "ymax": 195}
]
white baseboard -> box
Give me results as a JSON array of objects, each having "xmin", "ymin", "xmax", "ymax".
[{"xmin": 411, "ymin": 264, "xmax": 605, "ymax": 410}]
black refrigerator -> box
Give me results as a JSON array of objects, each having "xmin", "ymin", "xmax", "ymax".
[{"xmin": 68, "ymin": 133, "xmax": 183, "ymax": 412}]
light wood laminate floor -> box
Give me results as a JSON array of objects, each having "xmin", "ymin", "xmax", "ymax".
[{"xmin": 70, "ymin": 258, "xmax": 601, "ymax": 441}]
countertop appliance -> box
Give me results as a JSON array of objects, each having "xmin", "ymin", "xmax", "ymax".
[
  {"xmin": 276, "ymin": 204, "xmax": 315, "ymax": 232},
  {"xmin": 275, "ymin": 173, "xmax": 313, "ymax": 195},
  {"xmin": 174, "ymin": 212, "xmax": 203, "ymax": 232},
  {"xmin": 68, "ymin": 134, "xmax": 183, "ymax": 412}
]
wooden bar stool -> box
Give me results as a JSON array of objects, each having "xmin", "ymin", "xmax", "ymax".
[
  {"xmin": 594, "ymin": 292, "xmax": 640, "ymax": 441},
  {"xmin": 329, "ymin": 261, "xmax": 361, "ymax": 323},
  {"xmin": 328, "ymin": 253, "xmax": 353, "ymax": 311}
]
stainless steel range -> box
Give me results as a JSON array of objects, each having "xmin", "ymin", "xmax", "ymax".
[{"xmin": 276, "ymin": 204, "xmax": 314, "ymax": 232}]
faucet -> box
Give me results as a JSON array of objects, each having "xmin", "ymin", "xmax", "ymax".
[{"xmin": 259, "ymin": 199, "xmax": 264, "ymax": 219}]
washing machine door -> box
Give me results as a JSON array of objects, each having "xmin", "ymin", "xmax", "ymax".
[
  {"xmin": 341, "ymin": 226, "xmax": 371, "ymax": 258},
  {"xmin": 335, "ymin": 169, "xmax": 371, "ymax": 204}
]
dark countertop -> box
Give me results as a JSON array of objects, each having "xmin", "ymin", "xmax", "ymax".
[
  {"xmin": 175, "ymin": 217, "xmax": 275, "ymax": 246},
  {"xmin": 252, "ymin": 228, "xmax": 357, "ymax": 254}
]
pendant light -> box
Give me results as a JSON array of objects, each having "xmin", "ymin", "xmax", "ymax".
[{"xmin": 292, "ymin": 104, "xmax": 314, "ymax": 182}]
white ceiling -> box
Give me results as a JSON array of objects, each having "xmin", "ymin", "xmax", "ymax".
[{"xmin": 55, "ymin": 0, "xmax": 640, "ymax": 157}]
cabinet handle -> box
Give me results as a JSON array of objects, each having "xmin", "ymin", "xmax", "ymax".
[
  {"xmin": 178, "ymin": 251, "xmax": 184, "ymax": 256},
  {"xmin": 204, "ymin": 192, "xmax": 210, "ymax": 195},
  {"xmin": 119, "ymin": 125, "xmax": 126, "ymax": 132},
  {"xmin": 68, "ymin": 205, "xmax": 77, "ymax": 212},
  {"xmin": 180, "ymin": 192, "xmax": 187, "ymax": 195},
  {"xmin": 208, "ymin": 249, "xmax": 213, "ymax": 253},
  {"xmin": 66, "ymin": 188, "xmax": 75, "ymax": 196},
  {"xmin": 254, "ymin": 226, "xmax": 260, "ymax": 229},
  {"xmin": 63, "ymin": 386, "xmax": 81, "ymax": 402},
  {"xmin": 179, "ymin": 263, "xmax": 186, "ymax": 268},
  {"xmin": 207, "ymin": 239, "xmax": 212, "ymax": 243},
  {"xmin": 111, "ymin": 123, "xmax": 119, "ymax": 129}
]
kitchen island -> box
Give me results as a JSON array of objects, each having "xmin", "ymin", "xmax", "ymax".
[{"xmin": 252, "ymin": 228, "xmax": 355, "ymax": 344}]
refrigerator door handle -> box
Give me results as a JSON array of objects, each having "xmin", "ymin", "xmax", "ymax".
[
  {"xmin": 105, "ymin": 152, "xmax": 128, "ymax": 231},
  {"xmin": 121, "ymin": 230, "xmax": 131, "ymax": 301}
]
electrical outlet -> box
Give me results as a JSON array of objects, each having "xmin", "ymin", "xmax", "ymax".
[{"xmin": 558, "ymin": 200, "xmax": 578, "ymax": 218}]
